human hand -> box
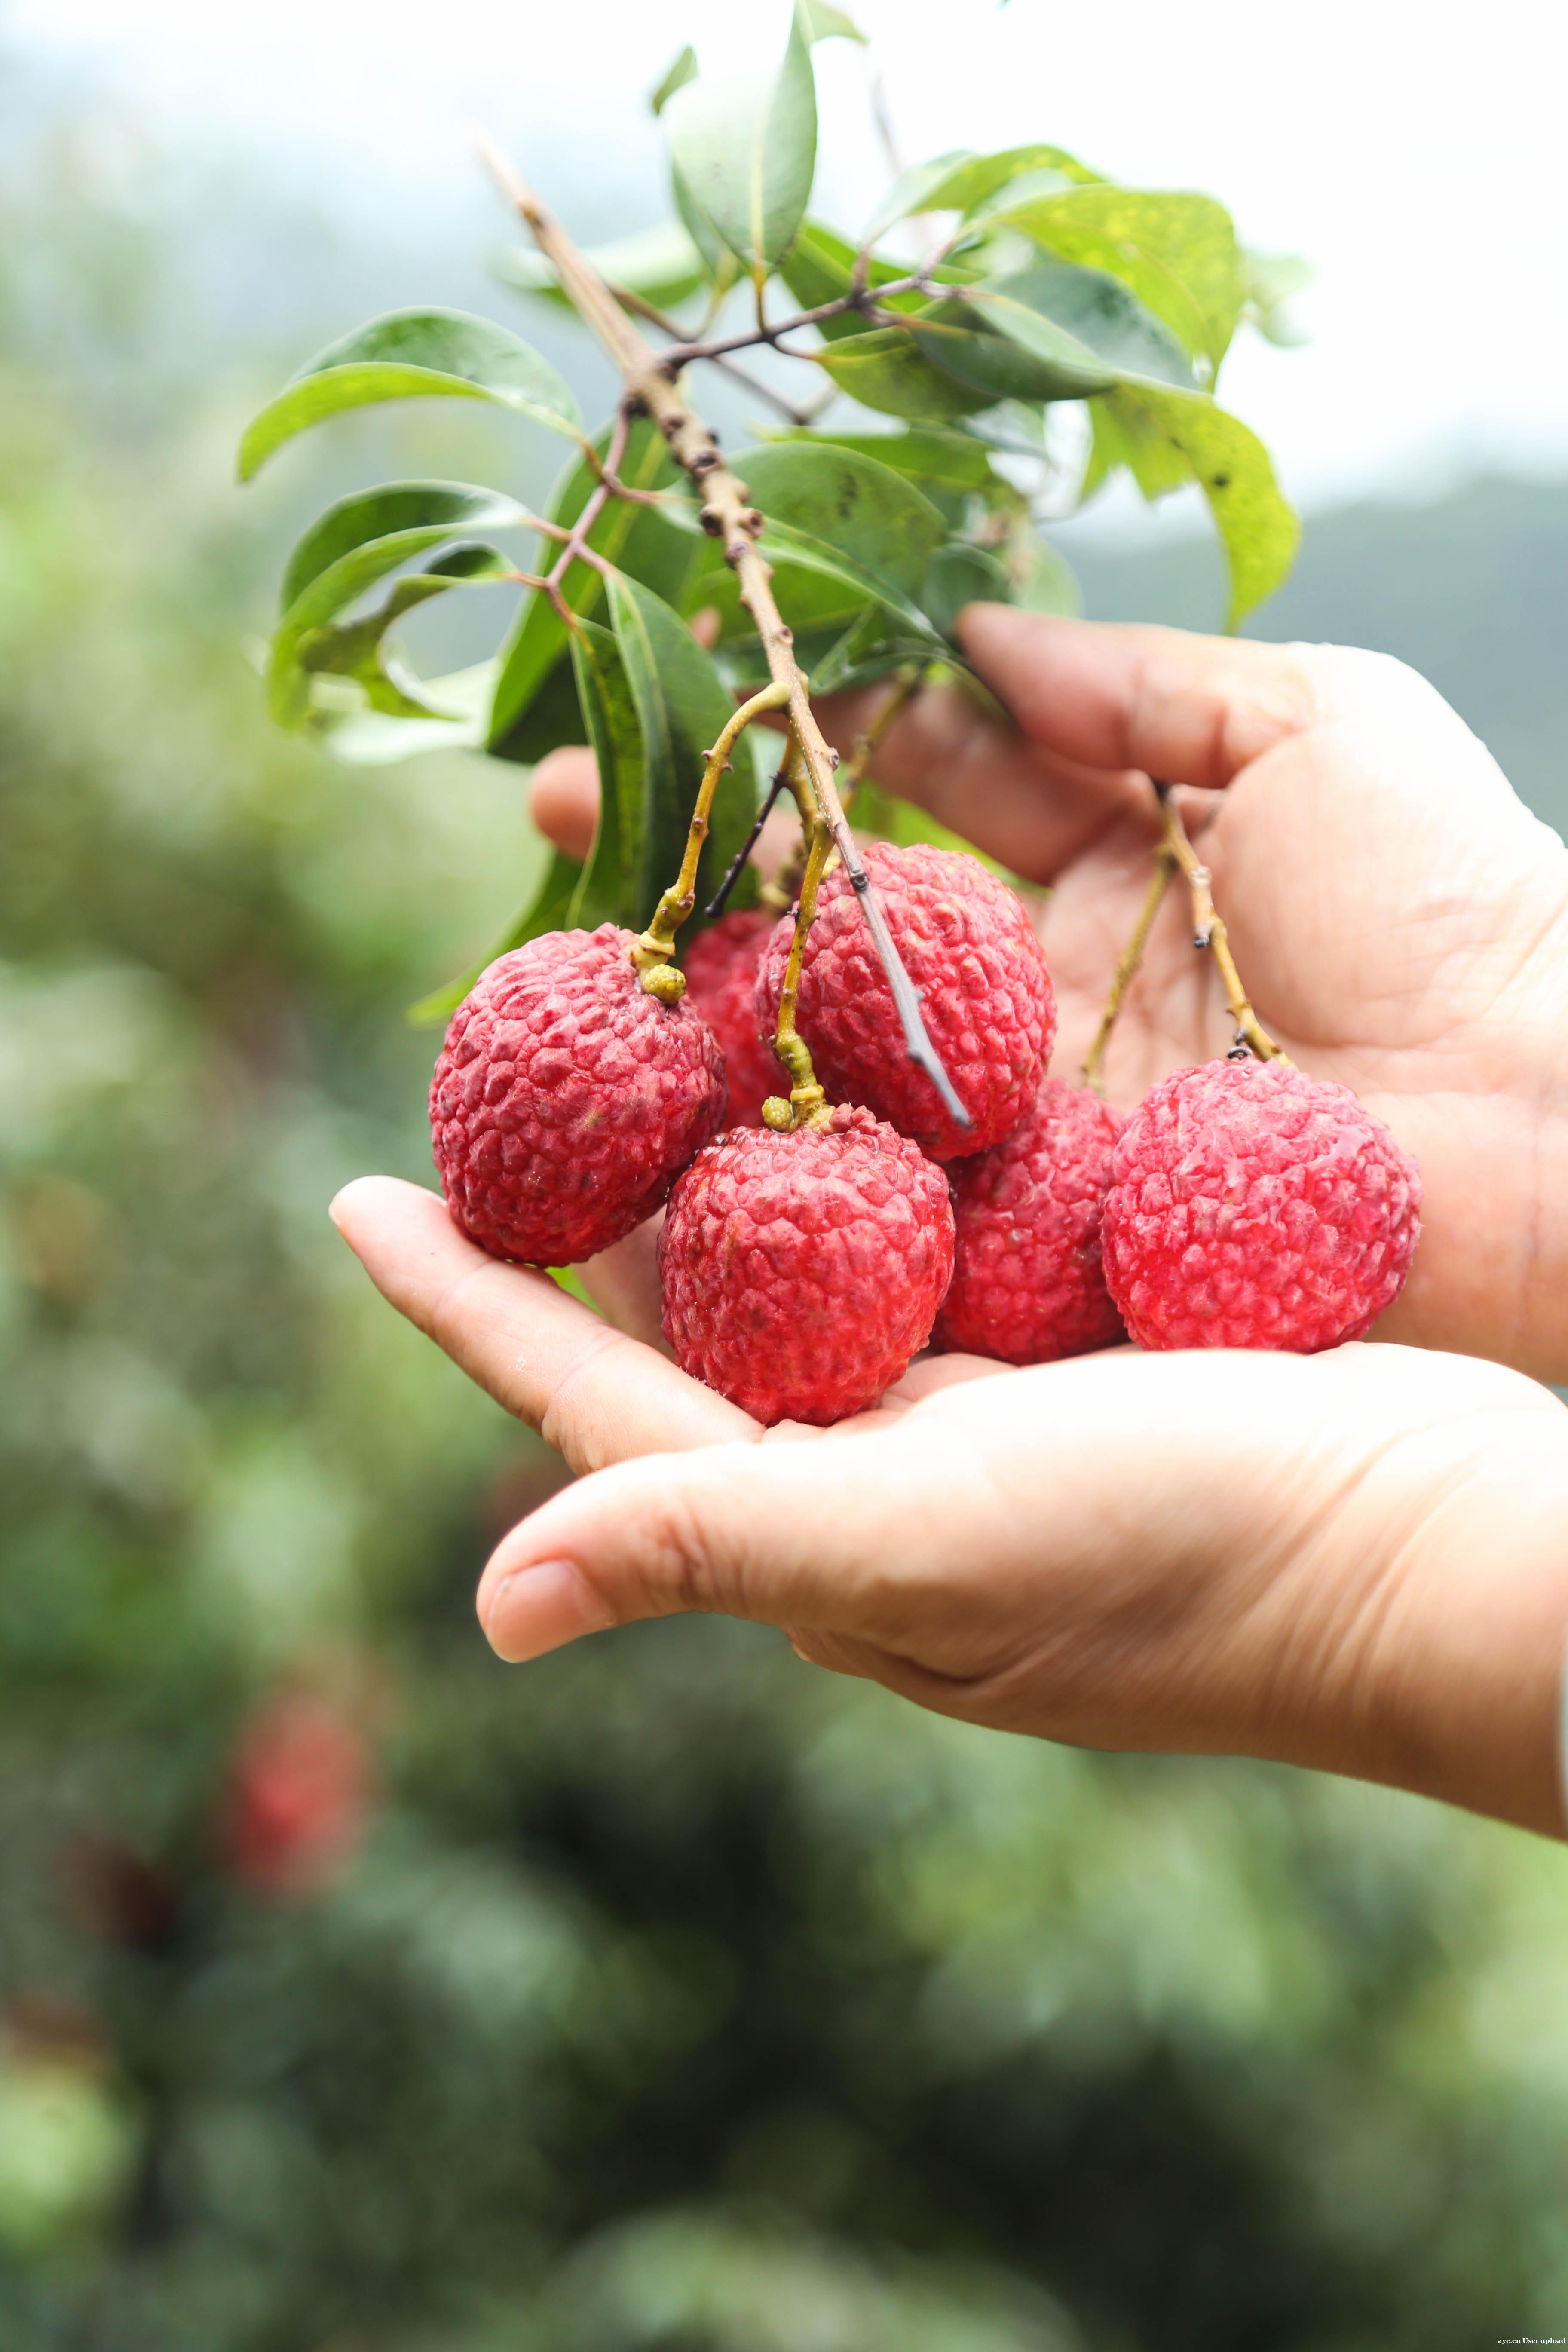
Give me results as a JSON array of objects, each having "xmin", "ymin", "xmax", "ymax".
[
  {"xmin": 330, "ymin": 1175, "xmax": 1568, "ymax": 1838},
  {"xmin": 533, "ymin": 609, "xmax": 1568, "ymax": 1379}
]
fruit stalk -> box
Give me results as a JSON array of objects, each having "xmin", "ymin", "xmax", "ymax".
[
  {"xmin": 836, "ymin": 664, "xmax": 926, "ymax": 812},
  {"xmin": 631, "ymin": 677, "xmax": 792, "ymax": 993},
  {"xmin": 762, "ymin": 813, "xmax": 834, "ymax": 1132},
  {"xmin": 1081, "ymin": 842, "xmax": 1177, "ymax": 1096},
  {"xmin": 1153, "ymin": 782, "xmax": 1288, "ymax": 1063},
  {"xmin": 478, "ymin": 140, "xmax": 970, "ymax": 1133}
]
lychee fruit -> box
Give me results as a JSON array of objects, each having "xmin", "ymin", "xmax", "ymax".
[
  {"xmin": 658, "ymin": 1103, "xmax": 956, "ymax": 1425},
  {"xmin": 755, "ymin": 841, "xmax": 1054, "ymax": 1161},
  {"xmin": 431, "ymin": 925, "xmax": 726, "ymax": 1267},
  {"xmin": 1102, "ymin": 1057, "xmax": 1422, "ymax": 1353},
  {"xmin": 935, "ymin": 1077, "xmax": 1125, "ymax": 1363},
  {"xmin": 681, "ymin": 909, "xmax": 784, "ymax": 1129}
]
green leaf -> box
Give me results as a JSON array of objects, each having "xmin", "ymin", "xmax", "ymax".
[
  {"xmin": 664, "ymin": 13, "xmax": 817, "ymax": 274},
  {"xmin": 1081, "ymin": 393, "xmax": 1190, "ymax": 503},
  {"xmin": 296, "ymin": 543, "xmax": 511, "ymax": 719},
  {"xmin": 863, "ymin": 143, "xmax": 1102, "ymax": 245},
  {"xmin": 797, "ymin": 0, "xmax": 866, "ymax": 39},
  {"xmin": 487, "ymin": 422, "xmax": 698, "ymax": 762},
  {"xmin": 269, "ymin": 481, "xmax": 530, "ymax": 728},
  {"xmin": 237, "ymin": 309, "xmax": 582, "ymax": 480},
  {"xmin": 649, "ymin": 43, "xmax": 698, "ymax": 115},
  {"xmin": 314, "ymin": 661, "xmax": 497, "ymax": 766},
  {"xmin": 998, "ymin": 188, "xmax": 1244, "ymax": 374},
  {"xmin": 910, "ymin": 302, "xmax": 1107, "ymax": 404},
  {"xmin": 922, "ymin": 542, "xmax": 1013, "ymax": 640},
  {"xmin": 406, "ymin": 845, "xmax": 581, "ymax": 1027},
  {"xmin": 566, "ymin": 617, "xmax": 649, "ymax": 930},
  {"xmin": 735, "ymin": 441, "xmax": 946, "ymax": 597},
  {"xmin": 1013, "ymin": 531, "xmax": 1080, "ymax": 616},
  {"xmin": 964, "ymin": 263, "xmax": 1194, "ymax": 392},
  {"xmin": 671, "ymin": 162, "xmax": 743, "ymax": 288},
  {"xmin": 1097, "ymin": 383, "xmax": 1299, "ymax": 627},
  {"xmin": 811, "ymin": 326, "xmax": 995, "ymax": 421},
  {"xmin": 495, "ymin": 220, "xmax": 707, "ymax": 315},
  {"xmin": 607, "ymin": 574, "xmax": 758, "ymax": 934},
  {"xmin": 766, "ymin": 423, "xmax": 997, "ymax": 527}
]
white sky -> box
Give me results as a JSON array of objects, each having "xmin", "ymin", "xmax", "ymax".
[{"xmin": 12, "ymin": 0, "xmax": 1568, "ymax": 513}]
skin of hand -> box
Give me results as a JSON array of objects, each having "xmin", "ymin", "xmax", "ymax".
[{"xmin": 331, "ymin": 609, "xmax": 1568, "ymax": 1838}]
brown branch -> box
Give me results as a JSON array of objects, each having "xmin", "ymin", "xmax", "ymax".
[
  {"xmin": 479, "ymin": 137, "xmax": 969, "ymax": 1131},
  {"xmin": 1154, "ymin": 783, "xmax": 1289, "ymax": 1064}
]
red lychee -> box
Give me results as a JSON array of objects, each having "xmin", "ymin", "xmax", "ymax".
[
  {"xmin": 431, "ymin": 926, "xmax": 726, "ymax": 1267},
  {"xmin": 223, "ymin": 1693, "xmax": 372, "ymax": 1899},
  {"xmin": 1102, "ymin": 1057, "xmax": 1422, "ymax": 1353},
  {"xmin": 681, "ymin": 909, "xmax": 784, "ymax": 1129},
  {"xmin": 935, "ymin": 1077, "xmax": 1125, "ymax": 1363},
  {"xmin": 755, "ymin": 842, "xmax": 1054, "ymax": 1161},
  {"xmin": 658, "ymin": 1103, "xmax": 956, "ymax": 1426}
]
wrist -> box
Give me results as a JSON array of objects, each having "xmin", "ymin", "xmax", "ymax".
[{"xmin": 1295, "ymin": 1393, "xmax": 1568, "ymax": 1837}]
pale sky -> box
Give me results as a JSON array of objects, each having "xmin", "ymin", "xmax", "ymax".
[{"xmin": 12, "ymin": 0, "xmax": 1568, "ymax": 516}]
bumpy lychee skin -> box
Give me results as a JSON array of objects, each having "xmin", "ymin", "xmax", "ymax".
[
  {"xmin": 431, "ymin": 926, "xmax": 726, "ymax": 1268},
  {"xmin": 658, "ymin": 1104, "xmax": 956, "ymax": 1426},
  {"xmin": 934, "ymin": 1078, "xmax": 1126, "ymax": 1364},
  {"xmin": 1102, "ymin": 1057, "xmax": 1422, "ymax": 1353},
  {"xmin": 755, "ymin": 842, "xmax": 1054, "ymax": 1161},
  {"xmin": 680, "ymin": 909, "xmax": 783, "ymax": 1129}
]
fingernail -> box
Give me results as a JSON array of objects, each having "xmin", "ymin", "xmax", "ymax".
[{"xmin": 478, "ymin": 1558, "xmax": 613, "ymax": 1663}]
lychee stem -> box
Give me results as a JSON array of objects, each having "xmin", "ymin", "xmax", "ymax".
[
  {"xmin": 631, "ymin": 678, "xmax": 793, "ymax": 993},
  {"xmin": 1081, "ymin": 842, "xmax": 1177, "ymax": 1096},
  {"xmin": 836, "ymin": 663, "xmax": 926, "ymax": 814},
  {"xmin": 479, "ymin": 144, "xmax": 970, "ymax": 1134},
  {"xmin": 762, "ymin": 815, "xmax": 834, "ymax": 1133},
  {"xmin": 1154, "ymin": 782, "xmax": 1290, "ymax": 1064}
]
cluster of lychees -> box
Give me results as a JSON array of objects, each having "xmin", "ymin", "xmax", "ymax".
[{"xmin": 430, "ymin": 836, "xmax": 1421, "ymax": 1427}]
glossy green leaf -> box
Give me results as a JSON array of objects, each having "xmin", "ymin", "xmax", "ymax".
[
  {"xmin": 797, "ymin": 0, "xmax": 866, "ymax": 38},
  {"xmin": 495, "ymin": 220, "xmax": 707, "ymax": 315},
  {"xmin": 810, "ymin": 327, "xmax": 995, "ymax": 421},
  {"xmin": 735, "ymin": 441, "xmax": 946, "ymax": 597},
  {"xmin": 671, "ymin": 162, "xmax": 742, "ymax": 288},
  {"xmin": 649, "ymin": 43, "xmax": 698, "ymax": 115},
  {"xmin": 862, "ymin": 142, "xmax": 1101, "ymax": 245},
  {"xmin": 1098, "ymin": 383, "xmax": 1299, "ymax": 626},
  {"xmin": 237, "ymin": 309, "xmax": 582, "ymax": 480},
  {"xmin": 998, "ymin": 187, "xmax": 1244, "ymax": 372},
  {"xmin": 775, "ymin": 425, "xmax": 996, "ymax": 493},
  {"xmin": 295, "ymin": 544, "xmax": 510, "ymax": 720},
  {"xmin": 910, "ymin": 301, "xmax": 1106, "ymax": 404},
  {"xmin": 607, "ymin": 573, "xmax": 757, "ymax": 932},
  {"xmin": 269, "ymin": 481, "xmax": 530, "ymax": 727},
  {"xmin": 567, "ymin": 618, "xmax": 647, "ymax": 931},
  {"xmin": 664, "ymin": 13, "xmax": 817, "ymax": 273},
  {"xmin": 967, "ymin": 263, "xmax": 1193, "ymax": 391},
  {"xmin": 315, "ymin": 660, "xmax": 497, "ymax": 768},
  {"xmin": 1081, "ymin": 392, "xmax": 1190, "ymax": 503},
  {"xmin": 406, "ymin": 845, "xmax": 581, "ymax": 1026},
  {"xmin": 922, "ymin": 542, "xmax": 1013, "ymax": 640},
  {"xmin": 487, "ymin": 422, "xmax": 698, "ymax": 762}
]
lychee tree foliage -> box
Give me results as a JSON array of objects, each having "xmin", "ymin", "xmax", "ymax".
[{"xmin": 239, "ymin": 3, "xmax": 1304, "ymax": 1059}]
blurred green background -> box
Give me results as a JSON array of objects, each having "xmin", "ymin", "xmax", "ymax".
[{"xmin": 6, "ymin": 56, "xmax": 1568, "ymax": 2352}]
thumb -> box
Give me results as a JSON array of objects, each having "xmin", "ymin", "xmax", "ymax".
[
  {"xmin": 956, "ymin": 606, "xmax": 1319, "ymax": 790},
  {"xmin": 474, "ymin": 1428, "xmax": 961, "ymax": 1665}
]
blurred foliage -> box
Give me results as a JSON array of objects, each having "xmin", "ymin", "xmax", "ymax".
[{"xmin": 5, "ymin": 89, "xmax": 1568, "ymax": 2352}]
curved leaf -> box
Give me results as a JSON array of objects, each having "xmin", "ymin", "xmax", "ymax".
[
  {"xmin": 734, "ymin": 441, "xmax": 946, "ymax": 598},
  {"xmin": 296, "ymin": 544, "xmax": 511, "ymax": 718},
  {"xmin": 968, "ymin": 263, "xmax": 1194, "ymax": 392},
  {"xmin": 664, "ymin": 13, "xmax": 817, "ymax": 273},
  {"xmin": 923, "ymin": 542, "xmax": 1013, "ymax": 640},
  {"xmin": 487, "ymin": 422, "xmax": 699, "ymax": 762},
  {"xmin": 607, "ymin": 574, "xmax": 759, "ymax": 931},
  {"xmin": 910, "ymin": 303, "xmax": 1109, "ymax": 403},
  {"xmin": 495, "ymin": 220, "xmax": 706, "ymax": 315},
  {"xmin": 649, "ymin": 43, "xmax": 697, "ymax": 115},
  {"xmin": 318, "ymin": 660, "xmax": 498, "ymax": 769},
  {"xmin": 797, "ymin": 0, "xmax": 866, "ymax": 39},
  {"xmin": 863, "ymin": 142, "xmax": 1101, "ymax": 244},
  {"xmin": 775, "ymin": 218, "xmax": 925, "ymax": 344},
  {"xmin": 237, "ymin": 309, "xmax": 581, "ymax": 480},
  {"xmin": 567, "ymin": 618, "xmax": 646, "ymax": 931},
  {"xmin": 998, "ymin": 188, "xmax": 1243, "ymax": 372},
  {"xmin": 269, "ymin": 481, "xmax": 530, "ymax": 727},
  {"xmin": 1096, "ymin": 383, "xmax": 1298, "ymax": 626},
  {"xmin": 810, "ymin": 326, "xmax": 995, "ymax": 421}
]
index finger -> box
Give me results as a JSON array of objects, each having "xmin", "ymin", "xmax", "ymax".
[{"xmin": 329, "ymin": 1176, "xmax": 758, "ymax": 1473}]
